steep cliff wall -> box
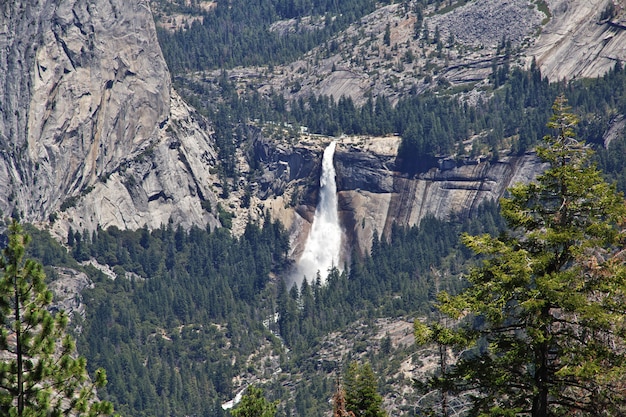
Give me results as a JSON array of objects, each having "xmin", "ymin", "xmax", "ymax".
[
  {"xmin": 0, "ymin": 0, "xmax": 610, "ymax": 253},
  {"xmin": 252, "ymin": 136, "xmax": 546, "ymax": 258},
  {"xmin": 0, "ymin": 0, "xmax": 220, "ymax": 235},
  {"xmin": 55, "ymin": 91, "xmax": 221, "ymax": 235},
  {"xmin": 528, "ymin": 0, "xmax": 626, "ymax": 81},
  {"xmin": 335, "ymin": 138, "xmax": 546, "ymax": 256}
]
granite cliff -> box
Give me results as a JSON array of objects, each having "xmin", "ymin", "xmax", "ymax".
[
  {"xmin": 0, "ymin": 0, "xmax": 623, "ymax": 258},
  {"xmin": 0, "ymin": 0, "xmax": 220, "ymax": 239},
  {"xmin": 249, "ymin": 136, "xmax": 545, "ymax": 257}
]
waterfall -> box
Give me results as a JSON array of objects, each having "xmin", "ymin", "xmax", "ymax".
[{"xmin": 294, "ymin": 141, "xmax": 342, "ymax": 286}]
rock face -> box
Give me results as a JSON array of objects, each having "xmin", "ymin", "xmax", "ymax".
[
  {"xmin": 0, "ymin": 0, "xmax": 220, "ymax": 236},
  {"xmin": 199, "ymin": 0, "xmax": 547, "ymax": 107},
  {"xmin": 0, "ymin": 0, "xmax": 620, "ymax": 257},
  {"xmin": 53, "ymin": 91, "xmax": 221, "ymax": 236},
  {"xmin": 428, "ymin": 0, "xmax": 544, "ymax": 48},
  {"xmin": 48, "ymin": 267, "xmax": 93, "ymax": 321},
  {"xmin": 528, "ymin": 0, "xmax": 626, "ymax": 81},
  {"xmin": 251, "ymin": 136, "xmax": 546, "ymax": 257},
  {"xmin": 211, "ymin": 0, "xmax": 626, "ymax": 107},
  {"xmin": 253, "ymin": 133, "xmax": 321, "ymax": 204},
  {"xmin": 335, "ymin": 138, "xmax": 546, "ymax": 255}
]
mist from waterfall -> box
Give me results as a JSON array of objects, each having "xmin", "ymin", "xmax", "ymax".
[{"xmin": 294, "ymin": 141, "xmax": 342, "ymax": 286}]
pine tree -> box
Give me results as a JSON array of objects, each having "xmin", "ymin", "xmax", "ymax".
[
  {"xmin": 416, "ymin": 96, "xmax": 626, "ymax": 416},
  {"xmin": 231, "ymin": 386, "xmax": 278, "ymax": 417},
  {"xmin": 344, "ymin": 362, "xmax": 387, "ymax": 417},
  {"xmin": 0, "ymin": 220, "xmax": 115, "ymax": 416}
]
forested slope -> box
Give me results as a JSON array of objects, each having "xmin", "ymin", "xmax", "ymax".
[
  {"xmin": 8, "ymin": 0, "xmax": 626, "ymax": 416},
  {"xmin": 24, "ymin": 200, "xmax": 504, "ymax": 416},
  {"xmin": 62, "ymin": 0, "xmax": 626, "ymax": 415}
]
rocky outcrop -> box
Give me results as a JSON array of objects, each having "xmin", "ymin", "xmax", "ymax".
[
  {"xmin": 528, "ymin": 0, "xmax": 626, "ymax": 81},
  {"xmin": 333, "ymin": 137, "xmax": 545, "ymax": 255},
  {"xmin": 246, "ymin": 134, "xmax": 325, "ymax": 257},
  {"xmin": 428, "ymin": 0, "xmax": 544, "ymax": 48},
  {"xmin": 0, "ymin": 0, "xmax": 617, "ymax": 254},
  {"xmin": 0, "ymin": 0, "xmax": 221, "ymax": 235},
  {"xmin": 253, "ymin": 132, "xmax": 321, "ymax": 204},
  {"xmin": 52, "ymin": 91, "xmax": 221, "ymax": 236},
  {"xmin": 251, "ymin": 136, "xmax": 546, "ymax": 258},
  {"xmin": 48, "ymin": 267, "xmax": 93, "ymax": 321},
  {"xmin": 208, "ymin": 0, "xmax": 626, "ymax": 108},
  {"xmin": 1, "ymin": 0, "xmax": 167, "ymax": 219}
]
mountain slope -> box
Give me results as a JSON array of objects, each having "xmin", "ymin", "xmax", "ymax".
[
  {"xmin": 188, "ymin": 0, "xmax": 626, "ymax": 106},
  {"xmin": 2, "ymin": 0, "xmax": 626, "ymax": 238},
  {"xmin": 0, "ymin": 0, "xmax": 221, "ymax": 238}
]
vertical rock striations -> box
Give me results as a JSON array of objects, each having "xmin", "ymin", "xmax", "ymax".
[
  {"xmin": 0, "ymin": 0, "xmax": 220, "ymax": 234},
  {"xmin": 528, "ymin": 0, "xmax": 626, "ymax": 81},
  {"xmin": 250, "ymin": 136, "xmax": 547, "ymax": 258},
  {"xmin": 334, "ymin": 138, "xmax": 546, "ymax": 255}
]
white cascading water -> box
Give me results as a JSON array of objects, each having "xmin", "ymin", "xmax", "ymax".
[{"xmin": 295, "ymin": 141, "xmax": 342, "ymax": 286}]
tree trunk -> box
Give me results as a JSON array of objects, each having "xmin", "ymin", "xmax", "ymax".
[
  {"xmin": 15, "ymin": 276, "xmax": 23, "ymax": 416},
  {"xmin": 532, "ymin": 308, "xmax": 550, "ymax": 417}
]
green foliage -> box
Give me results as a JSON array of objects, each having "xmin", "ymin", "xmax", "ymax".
[
  {"xmin": 344, "ymin": 362, "xmax": 386, "ymax": 417},
  {"xmin": 596, "ymin": 132, "xmax": 626, "ymax": 193},
  {"xmin": 535, "ymin": 0, "xmax": 552, "ymax": 24},
  {"xmin": 60, "ymin": 195, "xmax": 80, "ymax": 212},
  {"xmin": 45, "ymin": 198, "xmax": 503, "ymax": 417},
  {"xmin": 74, "ymin": 219, "xmax": 289, "ymax": 417},
  {"xmin": 383, "ymin": 23, "xmax": 391, "ymax": 47},
  {"xmin": 180, "ymin": 64, "xmax": 556, "ymax": 173},
  {"xmin": 276, "ymin": 201, "xmax": 505, "ymax": 359},
  {"xmin": 419, "ymin": 97, "xmax": 626, "ymax": 416},
  {"xmin": 232, "ymin": 386, "xmax": 279, "ymax": 417},
  {"xmin": 0, "ymin": 221, "xmax": 115, "ymax": 417},
  {"xmin": 181, "ymin": 56, "xmax": 626, "ymax": 179},
  {"xmin": 217, "ymin": 203, "xmax": 234, "ymax": 229},
  {"xmin": 156, "ymin": 0, "xmax": 391, "ymax": 72},
  {"xmin": 23, "ymin": 224, "xmax": 78, "ymax": 268}
]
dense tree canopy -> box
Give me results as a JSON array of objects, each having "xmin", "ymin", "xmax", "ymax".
[
  {"xmin": 0, "ymin": 221, "xmax": 115, "ymax": 417},
  {"xmin": 416, "ymin": 97, "xmax": 626, "ymax": 416},
  {"xmin": 156, "ymin": 0, "xmax": 392, "ymax": 72}
]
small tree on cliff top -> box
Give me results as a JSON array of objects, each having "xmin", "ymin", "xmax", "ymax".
[
  {"xmin": 0, "ymin": 220, "xmax": 116, "ymax": 416},
  {"xmin": 416, "ymin": 96, "xmax": 626, "ymax": 416}
]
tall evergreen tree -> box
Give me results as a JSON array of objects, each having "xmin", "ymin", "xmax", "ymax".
[
  {"xmin": 0, "ymin": 221, "xmax": 115, "ymax": 416},
  {"xmin": 344, "ymin": 362, "xmax": 386, "ymax": 417},
  {"xmin": 416, "ymin": 96, "xmax": 626, "ymax": 416}
]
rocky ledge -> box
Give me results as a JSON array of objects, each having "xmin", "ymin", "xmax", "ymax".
[{"xmin": 249, "ymin": 135, "xmax": 546, "ymax": 258}]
